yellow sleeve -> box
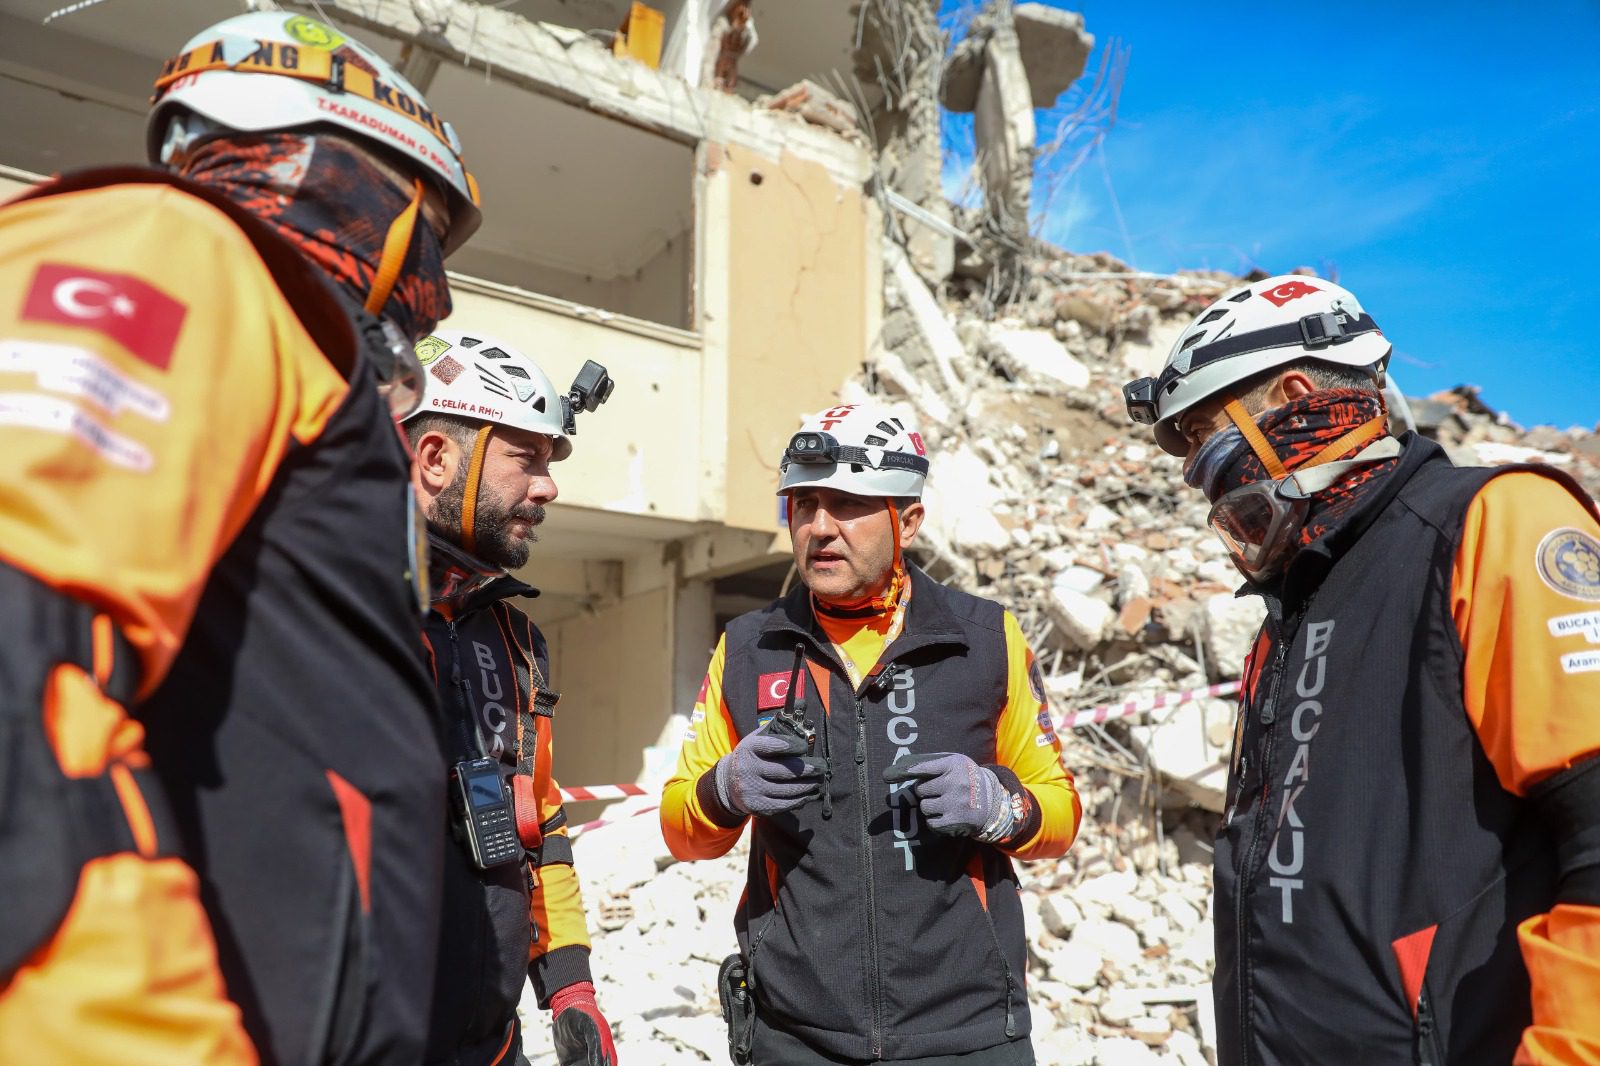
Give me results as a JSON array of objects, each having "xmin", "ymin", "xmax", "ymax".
[
  {"xmin": 1453, "ymin": 473, "xmax": 1600, "ymax": 1063},
  {"xmin": 660, "ymin": 635, "xmax": 748, "ymax": 860},
  {"xmin": 992, "ymin": 610, "xmax": 1081, "ymax": 860}
]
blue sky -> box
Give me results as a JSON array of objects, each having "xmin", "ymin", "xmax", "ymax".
[{"xmin": 941, "ymin": 2, "xmax": 1600, "ymax": 429}]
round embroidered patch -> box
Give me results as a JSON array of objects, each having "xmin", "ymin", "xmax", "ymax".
[
  {"xmin": 1028, "ymin": 660, "xmax": 1048, "ymax": 706},
  {"xmin": 1536, "ymin": 527, "xmax": 1600, "ymax": 602}
]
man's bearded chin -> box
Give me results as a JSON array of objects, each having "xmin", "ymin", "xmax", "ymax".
[
  {"xmin": 426, "ymin": 463, "xmax": 544, "ymax": 570},
  {"xmin": 474, "ymin": 500, "xmax": 545, "ymax": 570}
]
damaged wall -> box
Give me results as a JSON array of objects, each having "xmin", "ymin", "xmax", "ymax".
[{"xmin": 707, "ymin": 143, "xmax": 880, "ymax": 533}]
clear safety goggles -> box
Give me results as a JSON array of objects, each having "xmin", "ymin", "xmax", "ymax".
[{"xmin": 1207, "ymin": 436, "xmax": 1401, "ymax": 582}]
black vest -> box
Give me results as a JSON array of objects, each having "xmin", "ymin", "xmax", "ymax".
[
  {"xmin": 422, "ymin": 580, "xmax": 556, "ymax": 1062},
  {"xmin": 1215, "ymin": 436, "xmax": 1592, "ymax": 1065},
  {"xmin": 722, "ymin": 566, "xmax": 1030, "ymax": 1061}
]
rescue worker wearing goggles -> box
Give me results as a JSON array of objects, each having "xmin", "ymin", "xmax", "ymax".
[
  {"xmin": 1125, "ymin": 276, "xmax": 1600, "ymax": 1063},
  {"xmin": 0, "ymin": 12, "xmax": 479, "ymax": 1063},
  {"xmin": 663, "ymin": 404, "xmax": 1081, "ymax": 1065},
  {"xmin": 404, "ymin": 330, "xmax": 617, "ymax": 1066}
]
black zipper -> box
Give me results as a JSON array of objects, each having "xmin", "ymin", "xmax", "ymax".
[
  {"xmin": 446, "ymin": 620, "xmax": 481, "ymax": 756},
  {"xmin": 1235, "ymin": 616, "xmax": 1287, "ymax": 1062},
  {"xmin": 1416, "ymin": 991, "xmax": 1440, "ymax": 1066},
  {"xmin": 855, "ymin": 691, "xmax": 883, "ymax": 1057}
]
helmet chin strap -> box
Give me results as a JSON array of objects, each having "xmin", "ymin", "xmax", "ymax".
[
  {"xmin": 457, "ymin": 423, "xmax": 494, "ymax": 557},
  {"xmin": 364, "ymin": 177, "xmax": 425, "ymax": 316},
  {"xmin": 1224, "ymin": 397, "xmax": 1288, "ymax": 479}
]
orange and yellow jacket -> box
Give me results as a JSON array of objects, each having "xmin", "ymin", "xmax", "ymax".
[
  {"xmin": 0, "ymin": 170, "xmax": 445, "ymax": 1064},
  {"xmin": 421, "ymin": 575, "xmax": 593, "ymax": 1061},
  {"xmin": 1215, "ymin": 436, "xmax": 1600, "ymax": 1066},
  {"xmin": 662, "ymin": 564, "xmax": 1079, "ymax": 1061}
]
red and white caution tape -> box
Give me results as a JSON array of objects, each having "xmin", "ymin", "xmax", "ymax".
[
  {"xmin": 558, "ymin": 782, "xmax": 652, "ymax": 803},
  {"xmin": 1055, "ymin": 679, "xmax": 1240, "ymax": 731},
  {"xmin": 570, "ymin": 804, "xmax": 658, "ymax": 838}
]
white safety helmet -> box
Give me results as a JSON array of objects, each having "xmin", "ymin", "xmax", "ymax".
[
  {"xmin": 147, "ymin": 11, "xmax": 481, "ymax": 254},
  {"xmin": 1124, "ymin": 275, "xmax": 1392, "ymax": 456},
  {"xmin": 777, "ymin": 404, "xmax": 929, "ymax": 499},
  {"xmin": 407, "ymin": 329, "xmax": 572, "ymax": 460}
]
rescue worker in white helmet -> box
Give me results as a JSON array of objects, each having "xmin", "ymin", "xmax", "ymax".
[
  {"xmin": 0, "ymin": 11, "xmax": 479, "ymax": 1063},
  {"xmin": 662, "ymin": 403, "xmax": 1081, "ymax": 1064},
  {"xmin": 403, "ymin": 330, "xmax": 617, "ymax": 1066},
  {"xmin": 1124, "ymin": 275, "xmax": 1600, "ymax": 1063}
]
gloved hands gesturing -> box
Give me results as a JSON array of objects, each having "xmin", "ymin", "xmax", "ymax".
[
  {"xmin": 714, "ymin": 720, "xmax": 825, "ymax": 818},
  {"xmin": 551, "ymin": 980, "xmax": 617, "ymax": 1066},
  {"xmin": 883, "ymin": 752, "xmax": 1019, "ymax": 842}
]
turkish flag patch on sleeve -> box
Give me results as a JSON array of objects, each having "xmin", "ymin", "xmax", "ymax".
[
  {"xmin": 756, "ymin": 670, "xmax": 792, "ymax": 710},
  {"xmin": 21, "ymin": 263, "xmax": 188, "ymax": 371}
]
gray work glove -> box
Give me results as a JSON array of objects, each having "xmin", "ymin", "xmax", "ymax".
[
  {"xmin": 714, "ymin": 722, "xmax": 824, "ymax": 818},
  {"xmin": 883, "ymin": 752, "xmax": 1016, "ymax": 842}
]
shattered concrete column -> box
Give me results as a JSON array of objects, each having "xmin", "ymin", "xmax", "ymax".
[
  {"xmin": 944, "ymin": 3, "xmax": 1094, "ymax": 265},
  {"xmin": 853, "ymin": 0, "xmax": 954, "ymax": 285},
  {"xmin": 974, "ymin": 2, "xmax": 1034, "ymax": 250}
]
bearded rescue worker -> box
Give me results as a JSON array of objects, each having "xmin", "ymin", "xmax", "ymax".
[
  {"xmin": 403, "ymin": 330, "xmax": 618, "ymax": 1066},
  {"xmin": 662, "ymin": 404, "xmax": 1081, "ymax": 1065},
  {"xmin": 0, "ymin": 12, "xmax": 482, "ymax": 1063},
  {"xmin": 1123, "ymin": 276, "xmax": 1600, "ymax": 1064}
]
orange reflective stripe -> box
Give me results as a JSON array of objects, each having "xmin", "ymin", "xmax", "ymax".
[
  {"xmin": 154, "ymin": 40, "xmax": 336, "ymax": 93},
  {"xmin": 90, "ymin": 614, "xmax": 115, "ymax": 688},
  {"xmin": 1225, "ymin": 397, "xmax": 1288, "ymax": 480},
  {"xmin": 108, "ymin": 763, "xmax": 159, "ymax": 858}
]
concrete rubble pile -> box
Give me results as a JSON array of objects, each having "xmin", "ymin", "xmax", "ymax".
[{"xmin": 516, "ymin": 248, "xmax": 1599, "ymax": 1065}]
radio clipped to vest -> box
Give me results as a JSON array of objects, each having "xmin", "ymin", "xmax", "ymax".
[{"xmin": 449, "ymin": 756, "xmax": 522, "ymax": 869}]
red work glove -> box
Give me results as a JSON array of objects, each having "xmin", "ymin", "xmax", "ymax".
[{"xmin": 550, "ymin": 980, "xmax": 617, "ymax": 1066}]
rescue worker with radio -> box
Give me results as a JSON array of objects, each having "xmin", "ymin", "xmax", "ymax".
[
  {"xmin": 404, "ymin": 329, "xmax": 618, "ymax": 1066},
  {"xmin": 1124, "ymin": 275, "xmax": 1600, "ymax": 1064},
  {"xmin": 662, "ymin": 403, "xmax": 1081, "ymax": 1064},
  {"xmin": 0, "ymin": 12, "xmax": 481, "ymax": 1063}
]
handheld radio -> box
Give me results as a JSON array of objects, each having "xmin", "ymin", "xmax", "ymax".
[
  {"xmin": 768, "ymin": 643, "xmax": 815, "ymax": 753},
  {"xmin": 449, "ymin": 756, "xmax": 522, "ymax": 869}
]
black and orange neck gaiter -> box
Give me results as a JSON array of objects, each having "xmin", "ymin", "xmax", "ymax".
[
  {"xmin": 1206, "ymin": 388, "xmax": 1398, "ymax": 549},
  {"xmin": 179, "ymin": 132, "xmax": 451, "ymax": 341}
]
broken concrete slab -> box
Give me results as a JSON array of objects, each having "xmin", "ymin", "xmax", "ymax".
[
  {"xmin": 1013, "ymin": 4, "xmax": 1095, "ymax": 108},
  {"xmin": 939, "ymin": 32, "xmax": 986, "ymax": 113},
  {"xmin": 1049, "ymin": 582, "xmax": 1115, "ymax": 650},
  {"xmin": 989, "ymin": 326, "xmax": 1090, "ymax": 390}
]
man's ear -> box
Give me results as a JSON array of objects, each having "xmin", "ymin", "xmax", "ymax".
[
  {"xmin": 1273, "ymin": 369, "xmax": 1318, "ymax": 405},
  {"xmin": 412, "ymin": 431, "xmax": 458, "ymax": 498},
  {"xmin": 898, "ymin": 500, "xmax": 926, "ymax": 548}
]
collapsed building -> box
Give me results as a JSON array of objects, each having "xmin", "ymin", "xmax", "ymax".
[{"xmin": 5, "ymin": 2, "xmax": 1596, "ymax": 1064}]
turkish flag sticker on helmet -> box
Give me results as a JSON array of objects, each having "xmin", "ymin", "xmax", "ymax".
[
  {"xmin": 756, "ymin": 670, "xmax": 792, "ymax": 710},
  {"xmin": 1258, "ymin": 280, "xmax": 1321, "ymax": 308},
  {"xmin": 22, "ymin": 263, "xmax": 187, "ymax": 371}
]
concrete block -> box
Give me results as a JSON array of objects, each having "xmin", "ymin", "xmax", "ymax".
[
  {"xmin": 1200, "ymin": 592, "xmax": 1266, "ymax": 680},
  {"xmin": 1014, "ymin": 4, "xmax": 1095, "ymax": 108},
  {"xmin": 1049, "ymin": 584, "xmax": 1114, "ymax": 650}
]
